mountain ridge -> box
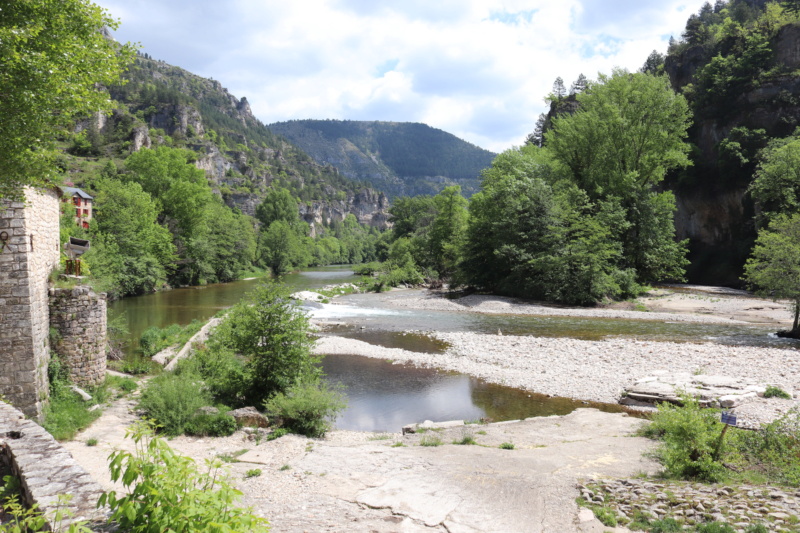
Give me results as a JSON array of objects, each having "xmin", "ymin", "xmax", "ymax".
[{"xmin": 268, "ymin": 119, "xmax": 496, "ymax": 198}]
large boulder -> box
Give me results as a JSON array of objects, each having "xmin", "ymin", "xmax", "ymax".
[{"xmin": 227, "ymin": 406, "xmax": 269, "ymax": 428}]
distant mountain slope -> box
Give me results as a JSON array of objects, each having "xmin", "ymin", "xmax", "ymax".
[
  {"xmin": 100, "ymin": 55, "xmax": 389, "ymax": 227},
  {"xmin": 268, "ymin": 120, "xmax": 496, "ymax": 198}
]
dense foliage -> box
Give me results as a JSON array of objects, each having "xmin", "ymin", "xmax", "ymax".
[{"xmin": 0, "ymin": 0, "xmax": 134, "ymax": 200}]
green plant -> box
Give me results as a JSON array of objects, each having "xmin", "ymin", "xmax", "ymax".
[
  {"xmin": 649, "ymin": 517, "xmax": 681, "ymax": 533},
  {"xmin": 764, "ymin": 385, "xmax": 792, "ymax": 399},
  {"xmin": 499, "ymin": 442, "xmax": 515, "ymax": 450},
  {"xmin": 185, "ymin": 412, "xmax": 238, "ymax": 437},
  {"xmin": 279, "ymin": 464, "xmax": 291, "ymax": 471},
  {"xmin": 100, "ymin": 423, "xmax": 269, "ymax": 532},
  {"xmin": 138, "ymin": 372, "xmax": 213, "ymax": 436},
  {"xmin": 592, "ymin": 506, "xmax": 617, "ymax": 527},
  {"xmin": 267, "ymin": 428, "xmax": 289, "ymax": 441},
  {"xmin": 216, "ymin": 449, "xmax": 248, "ymax": 463},
  {"xmin": 627, "ymin": 510, "xmax": 653, "ymax": 530},
  {"xmin": 0, "ymin": 490, "xmax": 92, "ymax": 533},
  {"xmin": 419, "ymin": 435, "xmax": 443, "ymax": 447},
  {"xmin": 694, "ymin": 522, "xmax": 735, "ymax": 533},
  {"xmin": 454, "ymin": 431, "xmax": 477, "ymax": 445},
  {"xmin": 647, "ymin": 396, "xmax": 727, "ymax": 482},
  {"xmin": 264, "ymin": 380, "xmax": 346, "ymax": 438},
  {"xmin": 86, "ymin": 438, "xmax": 98, "ymax": 447},
  {"xmin": 106, "ymin": 374, "xmax": 138, "ymax": 393},
  {"xmin": 391, "ymin": 442, "xmax": 406, "ymax": 447},
  {"xmin": 245, "ymin": 469, "xmax": 262, "ymax": 478},
  {"xmin": 43, "ymin": 357, "xmax": 104, "ymax": 441},
  {"xmin": 744, "ymin": 524, "xmax": 769, "ymax": 533},
  {"xmin": 728, "ymin": 407, "xmax": 800, "ymax": 485}
]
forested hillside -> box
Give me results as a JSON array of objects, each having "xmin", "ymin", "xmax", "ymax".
[
  {"xmin": 268, "ymin": 120, "xmax": 496, "ymax": 198},
  {"xmin": 58, "ymin": 52, "xmax": 390, "ymax": 298}
]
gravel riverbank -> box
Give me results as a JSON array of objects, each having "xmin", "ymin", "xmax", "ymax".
[{"xmin": 314, "ymin": 288, "xmax": 800, "ymax": 427}]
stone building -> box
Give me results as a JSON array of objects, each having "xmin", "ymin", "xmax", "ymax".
[{"xmin": 0, "ymin": 188, "xmax": 61, "ymax": 419}]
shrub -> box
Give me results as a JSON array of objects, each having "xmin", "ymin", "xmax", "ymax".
[
  {"xmin": 245, "ymin": 469, "xmax": 262, "ymax": 478},
  {"xmin": 185, "ymin": 413, "xmax": 238, "ymax": 437},
  {"xmin": 264, "ymin": 380, "xmax": 346, "ymax": 438},
  {"xmin": 647, "ymin": 396, "xmax": 726, "ymax": 482},
  {"xmin": 499, "ymin": 442, "xmax": 515, "ymax": 450},
  {"xmin": 764, "ymin": 385, "xmax": 792, "ymax": 399},
  {"xmin": 99, "ymin": 423, "xmax": 269, "ymax": 532},
  {"xmin": 728, "ymin": 407, "xmax": 800, "ymax": 485},
  {"xmin": 138, "ymin": 372, "xmax": 213, "ymax": 436},
  {"xmin": 213, "ymin": 281, "xmax": 317, "ymax": 406},
  {"xmin": 649, "ymin": 517, "xmax": 681, "ymax": 533}
]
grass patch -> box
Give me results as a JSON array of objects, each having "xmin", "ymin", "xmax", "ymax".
[
  {"xmin": 217, "ymin": 449, "xmax": 248, "ymax": 463},
  {"xmin": 453, "ymin": 431, "xmax": 477, "ymax": 445},
  {"xmin": 86, "ymin": 438, "xmax": 98, "ymax": 446},
  {"xmin": 245, "ymin": 469, "xmax": 262, "ymax": 478},
  {"xmin": 592, "ymin": 506, "xmax": 617, "ymax": 527},
  {"xmin": 499, "ymin": 442, "xmax": 515, "ymax": 450},
  {"xmin": 391, "ymin": 442, "xmax": 406, "ymax": 447},
  {"xmin": 279, "ymin": 464, "xmax": 291, "ymax": 471},
  {"xmin": 139, "ymin": 320, "xmax": 204, "ymax": 358},
  {"xmin": 419, "ymin": 435, "xmax": 443, "ymax": 447},
  {"xmin": 267, "ymin": 428, "xmax": 289, "ymax": 441},
  {"xmin": 43, "ymin": 355, "xmax": 107, "ymax": 441}
]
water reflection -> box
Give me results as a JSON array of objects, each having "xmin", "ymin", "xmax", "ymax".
[{"xmin": 321, "ymin": 354, "xmax": 628, "ymax": 432}]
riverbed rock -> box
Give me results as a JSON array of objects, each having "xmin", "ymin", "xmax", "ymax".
[
  {"xmin": 621, "ymin": 371, "xmax": 768, "ymax": 408},
  {"xmin": 227, "ymin": 406, "xmax": 269, "ymax": 428},
  {"xmin": 290, "ymin": 291, "xmax": 325, "ymax": 302}
]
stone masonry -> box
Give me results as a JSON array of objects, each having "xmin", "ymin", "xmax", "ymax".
[
  {"xmin": 0, "ymin": 188, "xmax": 61, "ymax": 419},
  {"xmin": 49, "ymin": 286, "xmax": 107, "ymax": 386},
  {"xmin": 0, "ymin": 401, "xmax": 107, "ymax": 529}
]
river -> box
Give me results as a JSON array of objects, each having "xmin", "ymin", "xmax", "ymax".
[{"xmin": 110, "ymin": 266, "xmax": 792, "ymax": 432}]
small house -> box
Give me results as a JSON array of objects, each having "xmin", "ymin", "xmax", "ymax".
[{"xmin": 60, "ymin": 187, "xmax": 93, "ymax": 229}]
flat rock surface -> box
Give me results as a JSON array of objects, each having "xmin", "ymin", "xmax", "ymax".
[{"xmin": 65, "ymin": 406, "xmax": 656, "ymax": 532}]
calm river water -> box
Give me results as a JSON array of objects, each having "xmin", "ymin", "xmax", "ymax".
[{"xmin": 109, "ymin": 266, "xmax": 793, "ymax": 432}]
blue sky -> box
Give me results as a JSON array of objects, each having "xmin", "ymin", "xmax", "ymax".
[{"xmin": 97, "ymin": 0, "xmax": 710, "ymax": 152}]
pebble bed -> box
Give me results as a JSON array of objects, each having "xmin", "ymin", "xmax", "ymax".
[{"xmin": 579, "ymin": 479, "xmax": 800, "ymax": 532}]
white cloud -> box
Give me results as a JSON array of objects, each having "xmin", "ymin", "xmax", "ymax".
[{"xmin": 98, "ymin": 0, "xmax": 709, "ymax": 153}]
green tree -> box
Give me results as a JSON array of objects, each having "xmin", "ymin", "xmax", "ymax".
[
  {"xmin": 255, "ymin": 187, "xmax": 299, "ymax": 228},
  {"xmin": 428, "ymin": 186, "xmax": 468, "ymax": 278},
  {"xmin": 0, "ymin": 0, "xmax": 135, "ymax": 200},
  {"xmin": 260, "ymin": 220, "xmax": 305, "ymax": 275},
  {"xmin": 546, "ymin": 69, "xmax": 691, "ymax": 282},
  {"xmin": 88, "ymin": 179, "xmax": 176, "ymax": 296},
  {"xmin": 749, "ymin": 136, "xmax": 800, "ymax": 227},
  {"xmin": 743, "ymin": 214, "xmax": 800, "ymax": 336},
  {"xmin": 212, "ymin": 281, "xmax": 317, "ymax": 405}
]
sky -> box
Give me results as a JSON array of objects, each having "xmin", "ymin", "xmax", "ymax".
[{"xmin": 97, "ymin": 0, "xmax": 711, "ymax": 153}]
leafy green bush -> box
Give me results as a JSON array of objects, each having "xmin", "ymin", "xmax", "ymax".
[
  {"xmin": 728, "ymin": 407, "xmax": 800, "ymax": 485},
  {"xmin": 138, "ymin": 372, "xmax": 213, "ymax": 436},
  {"xmin": 99, "ymin": 423, "xmax": 269, "ymax": 532},
  {"xmin": 647, "ymin": 396, "xmax": 726, "ymax": 482},
  {"xmin": 763, "ymin": 385, "xmax": 791, "ymax": 399},
  {"xmin": 649, "ymin": 517, "xmax": 681, "ymax": 533},
  {"xmin": 264, "ymin": 380, "xmax": 346, "ymax": 438},
  {"xmin": 185, "ymin": 412, "xmax": 238, "ymax": 437}
]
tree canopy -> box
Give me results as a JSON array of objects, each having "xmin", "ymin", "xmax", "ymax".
[{"xmin": 0, "ymin": 0, "xmax": 134, "ymax": 200}]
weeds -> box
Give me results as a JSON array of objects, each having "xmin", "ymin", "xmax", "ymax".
[
  {"xmin": 764, "ymin": 385, "xmax": 791, "ymax": 399},
  {"xmin": 245, "ymin": 469, "xmax": 262, "ymax": 478},
  {"xmin": 419, "ymin": 435, "xmax": 443, "ymax": 447},
  {"xmin": 499, "ymin": 442, "xmax": 515, "ymax": 450}
]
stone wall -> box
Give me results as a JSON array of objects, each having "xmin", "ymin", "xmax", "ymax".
[
  {"xmin": 49, "ymin": 286, "xmax": 107, "ymax": 386},
  {"xmin": 0, "ymin": 188, "xmax": 61, "ymax": 419},
  {"xmin": 0, "ymin": 401, "xmax": 107, "ymax": 529}
]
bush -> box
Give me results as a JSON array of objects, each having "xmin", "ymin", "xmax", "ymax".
[
  {"xmin": 43, "ymin": 353, "xmax": 103, "ymax": 441},
  {"xmin": 649, "ymin": 517, "xmax": 681, "ymax": 533},
  {"xmin": 728, "ymin": 407, "xmax": 800, "ymax": 485},
  {"xmin": 99, "ymin": 423, "xmax": 269, "ymax": 532},
  {"xmin": 264, "ymin": 380, "xmax": 346, "ymax": 438},
  {"xmin": 185, "ymin": 413, "xmax": 238, "ymax": 437},
  {"xmin": 647, "ymin": 396, "xmax": 727, "ymax": 482},
  {"xmin": 138, "ymin": 372, "xmax": 213, "ymax": 436},
  {"xmin": 212, "ymin": 281, "xmax": 317, "ymax": 406},
  {"xmin": 763, "ymin": 385, "xmax": 791, "ymax": 399}
]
